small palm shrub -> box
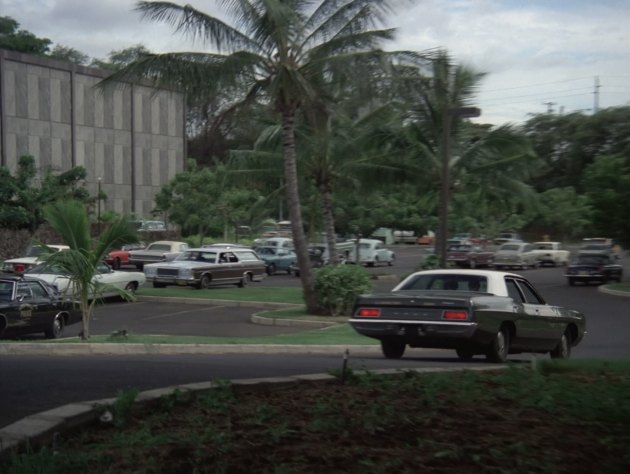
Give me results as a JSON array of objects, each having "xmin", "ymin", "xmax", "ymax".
[{"xmin": 314, "ymin": 264, "xmax": 372, "ymax": 316}]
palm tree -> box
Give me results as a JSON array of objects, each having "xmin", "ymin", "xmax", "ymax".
[
  {"xmin": 102, "ymin": 0, "xmax": 423, "ymax": 314},
  {"xmin": 42, "ymin": 200, "xmax": 139, "ymax": 339},
  {"xmin": 398, "ymin": 52, "xmax": 537, "ymax": 250}
]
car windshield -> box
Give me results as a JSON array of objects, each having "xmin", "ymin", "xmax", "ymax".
[
  {"xmin": 500, "ymin": 244, "xmax": 520, "ymax": 251},
  {"xmin": 398, "ymin": 274, "xmax": 488, "ymax": 292},
  {"xmin": 448, "ymin": 245, "xmax": 471, "ymax": 251},
  {"xmin": 0, "ymin": 282, "xmax": 13, "ymax": 300},
  {"xmin": 146, "ymin": 244, "xmax": 172, "ymax": 251}
]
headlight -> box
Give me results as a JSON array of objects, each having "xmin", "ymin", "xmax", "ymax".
[{"xmin": 179, "ymin": 268, "xmax": 192, "ymax": 277}]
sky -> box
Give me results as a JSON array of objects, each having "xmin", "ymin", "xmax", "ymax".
[{"xmin": 1, "ymin": 0, "xmax": 629, "ymax": 126}]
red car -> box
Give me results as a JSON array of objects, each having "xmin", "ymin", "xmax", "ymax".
[{"xmin": 105, "ymin": 243, "xmax": 146, "ymax": 270}]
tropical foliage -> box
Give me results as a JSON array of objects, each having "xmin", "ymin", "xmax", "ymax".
[{"xmin": 42, "ymin": 200, "xmax": 139, "ymax": 339}]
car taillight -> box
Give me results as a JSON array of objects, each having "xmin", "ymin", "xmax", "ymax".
[
  {"xmin": 357, "ymin": 308, "xmax": 381, "ymax": 317},
  {"xmin": 442, "ymin": 310, "xmax": 468, "ymax": 321}
]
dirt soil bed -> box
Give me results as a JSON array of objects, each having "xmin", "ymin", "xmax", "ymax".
[{"xmin": 5, "ymin": 363, "xmax": 630, "ymax": 473}]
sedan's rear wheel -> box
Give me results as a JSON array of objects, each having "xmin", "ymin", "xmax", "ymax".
[
  {"xmin": 381, "ymin": 339, "xmax": 406, "ymax": 359},
  {"xmin": 124, "ymin": 282, "xmax": 138, "ymax": 293},
  {"xmin": 267, "ymin": 263, "xmax": 276, "ymax": 276},
  {"xmin": 45, "ymin": 315, "xmax": 64, "ymax": 339},
  {"xmin": 550, "ymin": 331, "xmax": 571, "ymax": 359},
  {"xmin": 486, "ymin": 327, "xmax": 509, "ymax": 363}
]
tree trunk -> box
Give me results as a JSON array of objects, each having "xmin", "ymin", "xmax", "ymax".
[
  {"xmin": 318, "ymin": 180, "xmax": 338, "ymax": 265},
  {"xmin": 280, "ymin": 110, "xmax": 321, "ymax": 314}
]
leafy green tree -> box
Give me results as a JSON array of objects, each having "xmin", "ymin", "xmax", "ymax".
[
  {"xmin": 90, "ymin": 44, "xmax": 152, "ymax": 71},
  {"xmin": 582, "ymin": 154, "xmax": 630, "ymax": 246},
  {"xmin": 48, "ymin": 44, "xmax": 89, "ymax": 65},
  {"xmin": 533, "ymin": 187, "xmax": 593, "ymax": 241},
  {"xmin": 524, "ymin": 107, "xmax": 630, "ymax": 193},
  {"xmin": 104, "ymin": 0, "xmax": 420, "ymax": 314},
  {"xmin": 42, "ymin": 200, "xmax": 139, "ymax": 339},
  {"xmin": 154, "ymin": 160, "xmax": 263, "ymax": 244},
  {"xmin": 0, "ymin": 16, "xmax": 51, "ymax": 55},
  {"xmin": 0, "ymin": 155, "xmax": 91, "ymax": 232}
]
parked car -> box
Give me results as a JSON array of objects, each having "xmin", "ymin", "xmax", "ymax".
[
  {"xmin": 253, "ymin": 237, "xmax": 294, "ymax": 251},
  {"xmin": 25, "ymin": 262, "xmax": 147, "ymax": 298},
  {"xmin": 0, "ymin": 274, "xmax": 81, "ymax": 339},
  {"xmin": 493, "ymin": 242, "xmax": 539, "ymax": 270},
  {"xmin": 128, "ymin": 241, "xmax": 189, "ymax": 269},
  {"xmin": 530, "ymin": 241, "xmax": 571, "ymax": 266},
  {"xmin": 104, "ymin": 242, "xmax": 147, "ymax": 270},
  {"xmin": 493, "ymin": 232, "xmax": 522, "ymax": 246},
  {"xmin": 256, "ymin": 246, "xmax": 297, "ymax": 275},
  {"xmin": 446, "ymin": 244, "xmax": 494, "ymax": 268},
  {"xmin": 565, "ymin": 253, "xmax": 623, "ymax": 286},
  {"xmin": 143, "ymin": 247, "xmax": 267, "ymax": 289},
  {"xmin": 578, "ymin": 238, "xmax": 621, "ymax": 260},
  {"xmin": 347, "ymin": 238, "xmax": 395, "ymax": 267},
  {"xmin": 349, "ymin": 269, "xmax": 586, "ymax": 362},
  {"xmin": 1, "ymin": 244, "xmax": 70, "ymax": 274}
]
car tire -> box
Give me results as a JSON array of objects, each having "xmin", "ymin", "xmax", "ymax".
[
  {"xmin": 486, "ymin": 326, "xmax": 509, "ymax": 363},
  {"xmin": 113, "ymin": 257, "xmax": 121, "ymax": 270},
  {"xmin": 550, "ymin": 331, "xmax": 571, "ymax": 359},
  {"xmin": 568, "ymin": 278, "xmax": 575, "ymax": 286},
  {"xmin": 238, "ymin": 274, "xmax": 251, "ymax": 288},
  {"xmin": 198, "ymin": 274, "xmax": 211, "ymax": 290},
  {"xmin": 45, "ymin": 315, "xmax": 64, "ymax": 339},
  {"xmin": 388, "ymin": 255, "xmax": 395, "ymax": 266},
  {"xmin": 124, "ymin": 282, "xmax": 138, "ymax": 294},
  {"xmin": 267, "ymin": 263, "xmax": 276, "ymax": 276},
  {"xmin": 469, "ymin": 259, "xmax": 477, "ymax": 269},
  {"xmin": 381, "ymin": 339, "xmax": 406, "ymax": 359},
  {"xmin": 456, "ymin": 348, "xmax": 474, "ymax": 361}
]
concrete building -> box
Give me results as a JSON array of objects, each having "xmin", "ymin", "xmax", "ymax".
[{"xmin": 0, "ymin": 49, "xmax": 186, "ymax": 218}]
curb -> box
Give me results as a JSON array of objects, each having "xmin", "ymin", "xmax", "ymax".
[{"xmin": 598, "ymin": 285, "xmax": 630, "ymax": 298}]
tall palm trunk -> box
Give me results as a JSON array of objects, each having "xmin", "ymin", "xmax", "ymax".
[
  {"xmin": 318, "ymin": 180, "xmax": 339, "ymax": 265},
  {"xmin": 281, "ymin": 110, "xmax": 320, "ymax": 313}
]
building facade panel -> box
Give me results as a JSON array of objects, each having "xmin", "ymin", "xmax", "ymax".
[{"xmin": 1, "ymin": 49, "xmax": 185, "ymax": 219}]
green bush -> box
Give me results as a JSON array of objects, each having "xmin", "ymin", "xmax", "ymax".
[{"xmin": 314, "ymin": 264, "xmax": 372, "ymax": 316}]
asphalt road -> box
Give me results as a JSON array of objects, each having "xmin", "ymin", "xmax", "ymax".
[{"xmin": 1, "ymin": 245, "xmax": 629, "ymax": 429}]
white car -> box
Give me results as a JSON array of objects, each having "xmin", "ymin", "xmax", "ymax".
[
  {"xmin": 348, "ymin": 238, "xmax": 395, "ymax": 267},
  {"xmin": 128, "ymin": 240, "xmax": 189, "ymax": 269},
  {"xmin": 25, "ymin": 262, "xmax": 146, "ymax": 299},
  {"xmin": 1, "ymin": 244, "xmax": 70, "ymax": 273},
  {"xmin": 493, "ymin": 242, "xmax": 539, "ymax": 270}
]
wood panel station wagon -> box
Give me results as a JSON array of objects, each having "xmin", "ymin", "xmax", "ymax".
[{"xmin": 143, "ymin": 247, "xmax": 267, "ymax": 289}]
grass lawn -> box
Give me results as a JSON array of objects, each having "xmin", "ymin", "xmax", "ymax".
[{"xmin": 4, "ymin": 359, "xmax": 630, "ymax": 473}]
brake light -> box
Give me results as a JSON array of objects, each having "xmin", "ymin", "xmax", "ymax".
[
  {"xmin": 442, "ymin": 310, "xmax": 468, "ymax": 321},
  {"xmin": 357, "ymin": 308, "xmax": 381, "ymax": 317}
]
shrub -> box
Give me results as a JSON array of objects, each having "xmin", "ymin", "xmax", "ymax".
[{"xmin": 314, "ymin": 264, "xmax": 372, "ymax": 316}]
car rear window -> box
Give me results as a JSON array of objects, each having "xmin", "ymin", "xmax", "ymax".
[{"xmin": 398, "ymin": 274, "xmax": 487, "ymax": 292}]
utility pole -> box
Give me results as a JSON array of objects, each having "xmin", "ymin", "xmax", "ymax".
[
  {"xmin": 543, "ymin": 101, "xmax": 556, "ymax": 114},
  {"xmin": 593, "ymin": 76, "xmax": 600, "ymax": 113}
]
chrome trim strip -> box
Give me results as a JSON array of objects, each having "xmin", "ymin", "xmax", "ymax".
[{"xmin": 348, "ymin": 319, "xmax": 476, "ymax": 327}]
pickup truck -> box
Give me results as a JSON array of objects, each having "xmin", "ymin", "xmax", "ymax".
[{"xmin": 531, "ymin": 242, "xmax": 571, "ymax": 266}]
